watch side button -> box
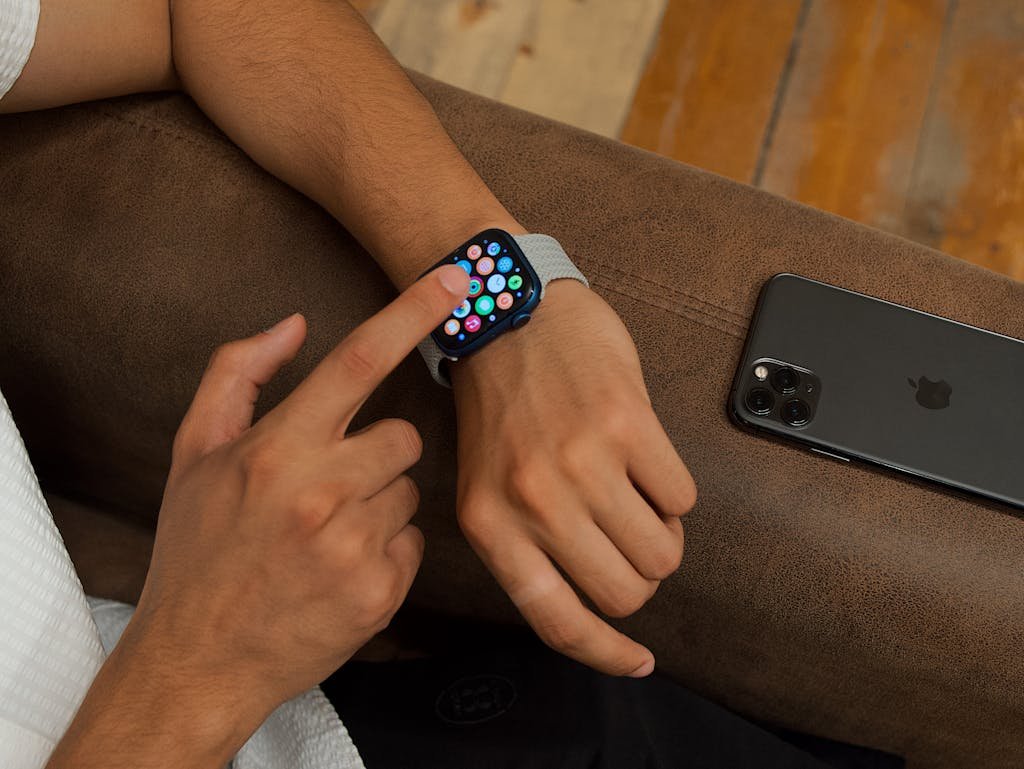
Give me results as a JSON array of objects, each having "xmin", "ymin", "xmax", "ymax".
[{"xmin": 511, "ymin": 313, "xmax": 531, "ymax": 329}]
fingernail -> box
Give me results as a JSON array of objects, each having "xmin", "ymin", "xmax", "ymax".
[
  {"xmin": 263, "ymin": 313, "xmax": 298, "ymax": 335},
  {"xmin": 437, "ymin": 265, "xmax": 469, "ymax": 294},
  {"xmin": 628, "ymin": 658, "xmax": 655, "ymax": 678}
]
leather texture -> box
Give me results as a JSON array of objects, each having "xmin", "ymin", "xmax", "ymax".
[{"xmin": 1, "ymin": 73, "xmax": 1021, "ymax": 769}]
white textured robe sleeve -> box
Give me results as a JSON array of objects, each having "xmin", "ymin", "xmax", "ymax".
[
  {"xmin": 0, "ymin": 0, "xmax": 39, "ymax": 102},
  {"xmin": 0, "ymin": 390, "xmax": 106, "ymax": 769}
]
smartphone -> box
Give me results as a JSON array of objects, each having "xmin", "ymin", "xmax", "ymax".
[{"xmin": 729, "ymin": 273, "xmax": 1024, "ymax": 510}]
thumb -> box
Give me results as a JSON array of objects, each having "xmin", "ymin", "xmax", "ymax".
[{"xmin": 172, "ymin": 313, "xmax": 307, "ymax": 468}]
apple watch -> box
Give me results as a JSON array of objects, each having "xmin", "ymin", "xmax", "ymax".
[{"xmin": 417, "ymin": 228, "xmax": 588, "ymax": 385}]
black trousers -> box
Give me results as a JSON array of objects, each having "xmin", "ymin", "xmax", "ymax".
[{"xmin": 321, "ymin": 633, "xmax": 903, "ymax": 769}]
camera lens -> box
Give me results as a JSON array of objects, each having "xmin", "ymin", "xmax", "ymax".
[
  {"xmin": 771, "ymin": 366, "xmax": 800, "ymax": 394},
  {"xmin": 781, "ymin": 398, "xmax": 811, "ymax": 426},
  {"xmin": 745, "ymin": 387, "xmax": 775, "ymax": 415}
]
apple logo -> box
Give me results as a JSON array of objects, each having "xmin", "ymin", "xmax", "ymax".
[{"xmin": 907, "ymin": 376, "xmax": 952, "ymax": 410}]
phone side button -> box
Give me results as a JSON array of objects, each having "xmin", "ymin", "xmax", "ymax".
[{"xmin": 811, "ymin": 448, "xmax": 850, "ymax": 463}]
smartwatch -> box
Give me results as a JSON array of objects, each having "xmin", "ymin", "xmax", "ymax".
[{"xmin": 417, "ymin": 228, "xmax": 588, "ymax": 385}]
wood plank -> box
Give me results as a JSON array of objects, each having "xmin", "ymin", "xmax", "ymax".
[
  {"xmin": 904, "ymin": 0, "xmax": 1024, "ymax": 279},
  {"xmin": 498, "ymin": 0, "xmax": 668, "ymax": 138},
  {"xmin": 620, "ymin": 0, "xmax": 803, "ymax": 184},
  {"xmin": 370, "ymin": 0, "xmax": 541, "ymax": 98},
  {"xmin": 759, "ymin": 0, "xmax": 948, "ymax": 234}
]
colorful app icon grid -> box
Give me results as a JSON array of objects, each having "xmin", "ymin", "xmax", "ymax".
[{"xmin": 433, "ymin": 235, "xmax": 534, "ymax": 348}]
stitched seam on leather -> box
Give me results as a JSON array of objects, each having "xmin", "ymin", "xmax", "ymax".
[
  {"xmin": 587, "ymin": 258, "xmax": 749, "ymax": 324},
  {"xmin": 591, "ymin": 278, "xmax": 746, "ymax": 340},
  {"xmin": 92, "ymin": 106, "xmax": 237, "ymax": 158},
  {"xmin": 591, "ymin": 259, "xmax": 749, "ymax": 323},
  {"xmin": 86, "ymin": 107, "xmax": 264, "ymax": 187}
]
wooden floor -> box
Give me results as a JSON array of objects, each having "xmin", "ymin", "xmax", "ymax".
[{"xmin": 357, "ymin": 0, "xmax": 1024, "ymax": 281}]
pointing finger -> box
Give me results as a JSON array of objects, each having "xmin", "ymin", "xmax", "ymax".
[{"xmin": 278, "ymin": 265, "xmax": 468, "ymax": 436}]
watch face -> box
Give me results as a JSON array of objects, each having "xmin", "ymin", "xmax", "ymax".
[{"xmin": 429, "ymin": 229, "xmax": 538, "ymax": 356}]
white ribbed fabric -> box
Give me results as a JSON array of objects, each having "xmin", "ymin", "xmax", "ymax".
[
  {"xmin": 0, "ymin": 391, "xmax": 106, "ymax": 768},
  {"xmin": 0, "ymin": 0, "xmax": 39, "ymax": 101},
  {"xmin": 88, "ymin": 598, "xmax": 366, "ymax": 769}
]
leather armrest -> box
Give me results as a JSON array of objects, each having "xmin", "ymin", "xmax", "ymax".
[{"xmin": 1, "ymin": 74, "xmax": 1021, "ymax": 768}]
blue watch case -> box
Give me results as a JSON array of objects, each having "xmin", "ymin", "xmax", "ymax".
[{"xmin": 426, "ymin": 228, "xmax": 541, "ymax": 359}]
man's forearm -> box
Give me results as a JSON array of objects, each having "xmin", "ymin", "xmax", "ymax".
[{"xmin": 170, "ymin": 0, "xmax": 522, "ymax": 290}]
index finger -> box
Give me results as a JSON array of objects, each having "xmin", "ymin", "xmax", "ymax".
[{"xmin": 281, "ymin": 265, "xmax": 469, "ymax": 432}]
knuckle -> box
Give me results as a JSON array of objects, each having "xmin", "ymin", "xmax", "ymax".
[
  {"xmin": 390, "ymin": 527, "xmax": 425, "ymax": 576},
  {"xmin": 171, "ymin": 425, "xmax": 195, "ymax": 464},
  {"xmin": 358, "ymin": 572, "xmax": 401, "ymax": 626},
  {"xmin": 646, "ymin": 540, "xmax": 684, "ymax": 580},
  {"xmin": 556, "ymin": 437, "xmax": 596, "ymax": 480},
  {"xmin": 662, "ymin": 478, "xmax": 697, "ymax": 519},
  {"xmin": 598, "ymin": 402, "xmax": 635, "ymax": 444},
  {"xmin": 457, "ymin": 495, "xmax": 500, "ymax": 549},
  {"xmin": 599, "ymin": 583, "xmax": 653, "ymax": 619},
  {"xmin": 405, "ymin": 525, "xmax": 426, "ymax": 564},
  {"xmin": 331, "ymin": 527, "xmax": 371, "ymax": 569},
  {"xmin": 385, "ymin": 419, "xmax": 423, "ymax": 464},
  {"xmin": 337, "ymin": 336, "xmax": 381, "ymax": 384},
  {"xmin": 398, "ymin": 474, "xmax": 420, "ymax": 509},
  {"xmin": 537, "ymin": 621, "xmax": 584, "ymax": 656},
  {"xmin": 679, "ymin": 479, "xmax": 698, "ymax": 515},
  {"xmin": 239, "ymin": 437, "xmax": 279, "ymax": 479},
  {"xmin": 508, "ymin": 457, "xmax": 555, "ymax": 513},
  {"xmin": 289, "ymin": 487, "xmax": 336, "ymax": 532},
  {"xmin": 208, "ymin": 340, "xmax": 249, "ymax": 374}
]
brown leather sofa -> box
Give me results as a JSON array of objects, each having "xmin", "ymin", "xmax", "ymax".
[{"xmin": 1, "ymin": 73, "xmax": 1021, "ymax": 769}]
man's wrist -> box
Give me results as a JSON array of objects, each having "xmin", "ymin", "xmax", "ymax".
[
  {"xmin": 47, "ymin": 621, "xmax": 268, "ymax": 769},
  {"xmin": 391, "ymin": 210, "xmax": 526, "ymax": 290}
]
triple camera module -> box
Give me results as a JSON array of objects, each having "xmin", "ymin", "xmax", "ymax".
[{"xmin": 742, "ymin": 360, "xmax": 820, "ymax": 428}]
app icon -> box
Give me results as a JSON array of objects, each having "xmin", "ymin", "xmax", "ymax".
[
  {"xmin": 496, "ymin": 256, "xmax": 514, "ymax": 274},
  {"xmin": 456, "ymin": 259, "xmax": 472, "ymax": 275},
  {"xmin": 507, "ymin": 274, "xmax": 523, "ymax": 290},
  {"xmin": 452, "ymin": 300, "xmax": 471, "ymax": 319},
  {"xmin": 464, "ymin": 315, "xmax": 482, "ymax": 333},
  {"xmin": 444, "ymin": 319, "xmax": 460, "ymax": 336},
  {"xmin": 487, "ymin": 242, "xmax": 501, "ymax": 256},
  {"xmin": 467, "ymin": 244, "xmax": 482, "ymax": 260},
  {"xmin": 486, "ymin": 274, "xmax": 506, "ymax": 293},
  {"xmin": 468, "ymin": 277, "xmax": 483, "ymax": 297},
  {"xmin": 477, "ymin": 257, "xmax": 495, "ymax": 276},
  {"xmin": 495, "ymin": 291, "xmax": 514, "ymax": 310},
  {"xmin": 475, "ymin": 295, "xmax": 495, "ymax": 315}
]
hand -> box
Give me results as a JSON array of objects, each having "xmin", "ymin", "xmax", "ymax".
[
  {"xmin": 451, "ymin": 280, "xmax": 696, "ymax": 677},
  {"xmin": 124, "ymin": 265, "xmax": 470, "ymax": 729}
]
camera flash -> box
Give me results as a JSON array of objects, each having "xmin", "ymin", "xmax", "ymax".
[{"xmin": 753, "ymin": 364, "xmax": 769, "ymax": 381}]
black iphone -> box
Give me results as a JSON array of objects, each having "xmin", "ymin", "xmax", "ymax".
[{"xmin": 729, "ymin": 273, "xmax": 1024, "ymax": 510}]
